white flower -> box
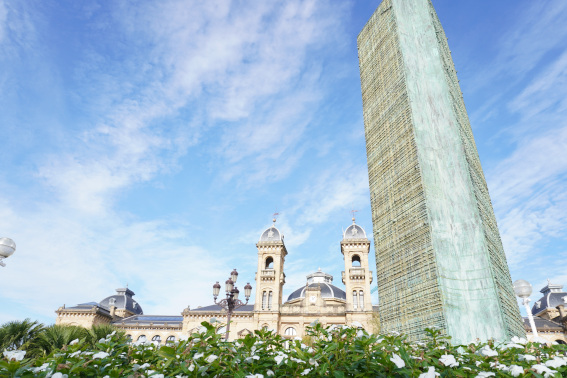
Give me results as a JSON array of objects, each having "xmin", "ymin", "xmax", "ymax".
[
  {"xmin": 3, "ymin": 350, "xmax": 26, "ymax": 361},
  {"xmin": 92, "ymin": 351, "xmax": 109, "ymax": 359},
  {"xmin": 274, "ymin": 354, "xmax": 286, "ymax": 365},
  {"xmin": 300, "ymin": 368, "xmax": 311, "ymax": 375},
  {"xmin": 532, "ymin": 364, "xmax": 557, "ymax": 378},
  {"xmin": 506, "ymin": 365, "xmax": 524, "ymax": 377},
  {"xmin": 103, "ymin": 376, "xmax": 110, "ymax": 378},
  {"xmin": 245, "ymin": 375, "xmax": 263, "ymax": 378},
  {"xmin": 518, "ymin": 354, "xmax": 537, "ymax": 361},
  {"xmin": 31, "ymin": 363, "xmax": 50, "ymax": 373},
  {"xmin": 266, "ymin": 370, "xmax": 274, "ymax": 376},
  {"xmin": 51, "ymin": 373, "xmax": 68, "ymax": 378},
  {"xmin": 390, "ymin": 353, "xmax": 405, "ymax": 369},
  {"xmin": 309, "ymin": 358, "xmax": 318, "ymax": 367},
  {"xmin": 418, "ymin": 366, "xmax": 439, "ymax": 378},
  {"xmin": 478, "ymin": 345, "xmax": 498, "ymax": 357},
  {"xmin": 206, "ymin": 354, "xmax": 218, "ymax": 363},
  {"xmin": 439, "ymin": 354, "xmax": 459, "ymax": 367},
  {"xmin": 290, "ymin": 357, "xmax": 303, "ymax": 364},
  {"xmin": 475, "ymin": 373, "xmax": 495, "ymax": 378},
  {"xmin": 69, "ymin": 339, "xmax": 79, "ymax": 345},
  {"xmin": 98, "ymin": 338, "xmax": 107, "ymax": 344},
  {"xmin": 151, "ymin": 374, "xmax": 164, "ymax": 378},
  {"xmin": 245, "ymin": 356, "xmax": 260, "ymax": 363},
  {"xmin": 194, "ymin": 352, "xmax": 204, "ymax": 359},
  {"xmin": 511, "ymin": 336, "xmax": 527, "ymax": 345},
  {"xmin": 175, "ymin": 375, "xmax": 189, "ymax": 378},
  {"xmin": 188, "ymin": 364, "xmax": 195, "ymax": 372},
  {"xmin": 69, "ymin": 351, "xmax": 81, "ymax": 357},
  {"xmin": 109, "ymin": 331, "xmax": 116, "ymax": 336},
  {"xmin": 545, "ymin": 357, "xmax": 567, "ymax": 368}
]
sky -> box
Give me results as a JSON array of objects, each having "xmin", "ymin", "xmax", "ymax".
[{"xmin": 0, "ymin": 0, "xmax": 566, "ymax": 325}]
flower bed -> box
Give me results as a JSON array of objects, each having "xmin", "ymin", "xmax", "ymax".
[{"xmin": 1, "ymin": 322, "xmax": 566, "ymax": 377}]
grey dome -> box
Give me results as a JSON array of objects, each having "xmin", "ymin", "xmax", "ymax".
[
  {"xmin": 532, "ymin": 282, "xmax": 567, "ymax": 315},
  {"xmin": 343, "ymin": 224, "xmax": 366, "ymax": 240},
  {"xmin": 286, "ymin": 283, "xmax": 346, "ymax": 302},
  {"xmin": 259, "ymin": 226, "xmax": 283, "ymax": 242},
  {"xmin": 99, "ymin": 288, "xmax": 143, "ymax": 315}
]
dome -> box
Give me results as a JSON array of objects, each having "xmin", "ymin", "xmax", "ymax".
[
  {"xmin": 343, "ymin": 224, "xmax": 366, "ymax": 240},
  {"xmin": 99, "ymin": 288, "xmax": 143, "ymax": 315},
  {"xmin": 259, "ymin": 226, "xmax": 283, "ymax": 242},
  {"xmin": 286, "ymin": 270, "xmax": 346, "ymax": 302},
  {"xmin": 286, "ymin": 283, "xmax": 347, "ymax": 302},
  {"xmin": 532, "ymin": 282, "xmax": 567, "ymax": 315}
]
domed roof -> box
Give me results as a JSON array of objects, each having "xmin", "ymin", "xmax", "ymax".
[
  {"xmin": 532, "ymin": 282, "xmax": 567, "ymax": 315},
  {"xmin": 259, "ymin": 225, "xmax": 283, "ymax": 242},
  {"xmin": 287, "ymin": 283, "xmax": 347, "ymax": 302},
  {"xmin": 286, "ymin": 269, "xmax": 346, "ymax": 302},
  {"xmin": 99, "ymin": 288, "xmax": 143, "ymax": 315},
  {"xmin": 343, "ymin": 222, "xmax": 366, "ymax": 240}
]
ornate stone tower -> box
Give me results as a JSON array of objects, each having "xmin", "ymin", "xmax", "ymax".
[
  {"xmin": 357, "ymin": 0, "xmax": 524, "ymax": 342},
  {"xmin": 341, "ymin": 219, "xmax": 374, "ymax": 327},
  {"xmin": 254, "ymin": 220, "xmax": 287, "ymax": 330}
]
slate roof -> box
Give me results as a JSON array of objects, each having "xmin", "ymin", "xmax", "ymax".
[
  {"xmin": 189, "ymin": 304, "xmax": 255, "ymax": 312},
  {"xmin": 523, "ymin": 317, "xmax": 563, "ymax": 332},
  {"xmin": 286, "ymin": 283, "xmax": 347, "ymax": 302},
  {"xmin": 116, "ymin": 315, "xmax": 183, "ymax": 327}
]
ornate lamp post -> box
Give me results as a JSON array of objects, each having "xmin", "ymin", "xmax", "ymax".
[
  {"xmin": 213, "ymin": 269, "xmax": 252, "ymax": 341},
  {"xmin": 513, "ymin": 279, "xmax": 538, "ymax": 337},
  {"xmin": 0, "ymin": 238, "xmax": 16, "ymax": 268}
]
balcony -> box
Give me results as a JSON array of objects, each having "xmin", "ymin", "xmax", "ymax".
[
  {"xmin": 260, "ymin": 269, "xmax": 275, "ymax": 281},
  {"xmin": 349, "ymin": 267, "xmax": 365, "ymax": 281}
]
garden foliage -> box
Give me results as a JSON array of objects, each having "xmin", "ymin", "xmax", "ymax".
[{"xmin": 1, "ymin": 321, "xmax": 567, "ymax": 377}]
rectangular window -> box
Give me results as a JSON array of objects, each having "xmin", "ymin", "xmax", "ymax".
[
  {"xmin": 353, "ymin": 291, "xmax": 358, "ymax": 310},
  {"xmin": 268, "ymin": 291, "xmax": 273, "ymax": 310},
  {"xmin": 262, "ymin": 291, "xmax": 267, "ymax": 310},
  {"xmin": 359, "ymin": 290, "xmax": 364, "ymax": 310}
]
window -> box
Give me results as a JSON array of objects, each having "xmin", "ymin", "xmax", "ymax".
[
  {"xmin": 109, "ymin": 298, "xmax": 116, "ymax": 305},
  {"xmin": 152, "ymin": 335, "xmax": 161, "ymax": 345},
  {"xmin": 352, "ymin": 255, "xmax": 361, "ymax": 267},
  {"xmin": 137, "ymin": 335, "xmax": 146, "ymax": 342},
  {"xmin": 284, "ymin": 327, "xmax": 297, "ymax": 336},
  {"xmin": 265, "ymin": 257, "xmax": 274, "ymax": 269},
  {"xmin": 166, "ymin": 336, "xmax": 175, "ymax": 344},
  {"xmin": 353, "ymin": 291, "xmax": 358, "ymax": 310},
  {"xmin": 359, "ymin": 290, "xmax": 364, "ymax": 310},
  {"xmin": 262, "ymin": 291, "xmax": 267, "ymax": 310},
  {"xmin": 268, "ymin": 291, "xmax": 273, "ymax": 310},
  {"xmin": 125, "ymin": 334, "xmax": 132, "ymax": 342}
]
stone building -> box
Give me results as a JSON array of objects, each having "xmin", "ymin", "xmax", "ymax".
[
  {"xmin": 55, "ymin": 220, "xmax": 377, "ymax": 342},
  {"xmin": 357, "ymin": 0, "xmax": 523, "ymax": 343},
  {"xmin": 524, "ymin": 282, "xmax": 567, "ymax": 345}
]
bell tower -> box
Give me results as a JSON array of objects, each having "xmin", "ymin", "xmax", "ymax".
[
  {"xmin": 254, "ymin": 219, "xmax": 287, "ymax": 330},
  {"xmin": 341, "ymin": 218, "xmax": 373, "ymax": 327}
]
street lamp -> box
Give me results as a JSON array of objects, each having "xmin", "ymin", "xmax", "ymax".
[
  {"xmin": 513, "ymin": 279, "xmax": 538, "ymax": 337},
  {"xmin": 213, "ymin": 268, "xmax": 252, "ymax": 341},
  {"xmin": 0, "ymin": 238, "xmax": 16, "ymax": 268}
]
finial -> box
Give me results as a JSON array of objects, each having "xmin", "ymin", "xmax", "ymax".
[
  {"xmin": 318, "ymin": 267, "xmax": 321, "ymax": 272},
  {"xmin": 351, "ymin": 210, "xmax": 358, "ymax": 223},
  {"xmin": 273, "ymin": 212, "xmax": 279, "ymax": 225}
]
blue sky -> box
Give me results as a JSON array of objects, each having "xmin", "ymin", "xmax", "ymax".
[{"xmin": 1, "ymin": 0, "xmax": 566, "ymax": 324}]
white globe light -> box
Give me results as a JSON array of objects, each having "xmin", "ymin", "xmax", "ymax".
[
  {"xmin": 513, "ymin": 279, "xmax": 532, "ymax": 299},
  {"xmin": 0, "ymin": 238, "xmax": 16, "ymax": 258}
]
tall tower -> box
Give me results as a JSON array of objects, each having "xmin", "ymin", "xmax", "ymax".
[
  {"xmin": 341, "ymin": 219, "xmax": 374, "ymax": 330},
  {"xmin": 357, "ymin": 0, "xmax": 524, "ymax": 343},
  {"xmin": 254, "ymin": 221, "xmax": 287, "ymax": 330}
]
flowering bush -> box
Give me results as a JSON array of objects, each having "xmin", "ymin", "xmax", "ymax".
[{"xmin": 1, "ymin": 322, "xmax": 566, "ymax": 377}]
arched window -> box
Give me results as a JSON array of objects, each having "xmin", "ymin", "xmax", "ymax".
[
  {"xmin": 268, "ymin": 291, "xmax": 273, "ymax": 310},
  {"xmin": 359, "ymin": 290, "xmax": 364, "ymax": 310},
  {"xmin": 109, "ymin": 298, "xmax": 116, "ymax": 305},
  {"xmin": 166, "ymin": 336, "xmax": 175, "ymax": 344},
  {"xmin": 556, "ymin": 339, "xmax": 567, "ymax": 345},
  {"xmin": 352, "ymin": 255, "xmax": 361, "ymax": 267},
  {"xmin": 137, "ymin": 335, "xmax": 146, "ymax": 342},
  {"xmin": 152, "ymin": 335, "xmax": 161, "ymax": 345},
  {"xmin": 125, "ymin": 334, "xmax": 132, "ymax": 342},
  {"xmin": 284, "ymin": 327, "xmax": 297, "ymax": 336},
  {"xmin": 265, "ymin": 257, "xmax": 274, "ymax": 269},
  {"xmin": 353, "ymin": 291, "xmax": 358, "ymax": 310},
  {"xmin": 262, "ymin": 291, "xmax": 267, "ymax": 310}
]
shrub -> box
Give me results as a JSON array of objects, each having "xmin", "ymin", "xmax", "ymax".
[{"xmin": 1, "ymin": 322, "xmax": 566, "ymax": 377}]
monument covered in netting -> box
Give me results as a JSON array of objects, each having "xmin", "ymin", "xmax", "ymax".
[{"xmin": 357, "ymin": 0, "xmax": 525, "ymax": 343}]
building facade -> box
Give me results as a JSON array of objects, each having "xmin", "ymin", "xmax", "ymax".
[
  {"xmin": 357, "ymin": 0, "xmax": 524, "ymax": 343},
  {"xmin": 56, "ymin": 221, "xmax": 377, "ymax": 342},
  {"xmin": 524, "ymin": 282, "xmax": 567, "ymax": 345}
]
